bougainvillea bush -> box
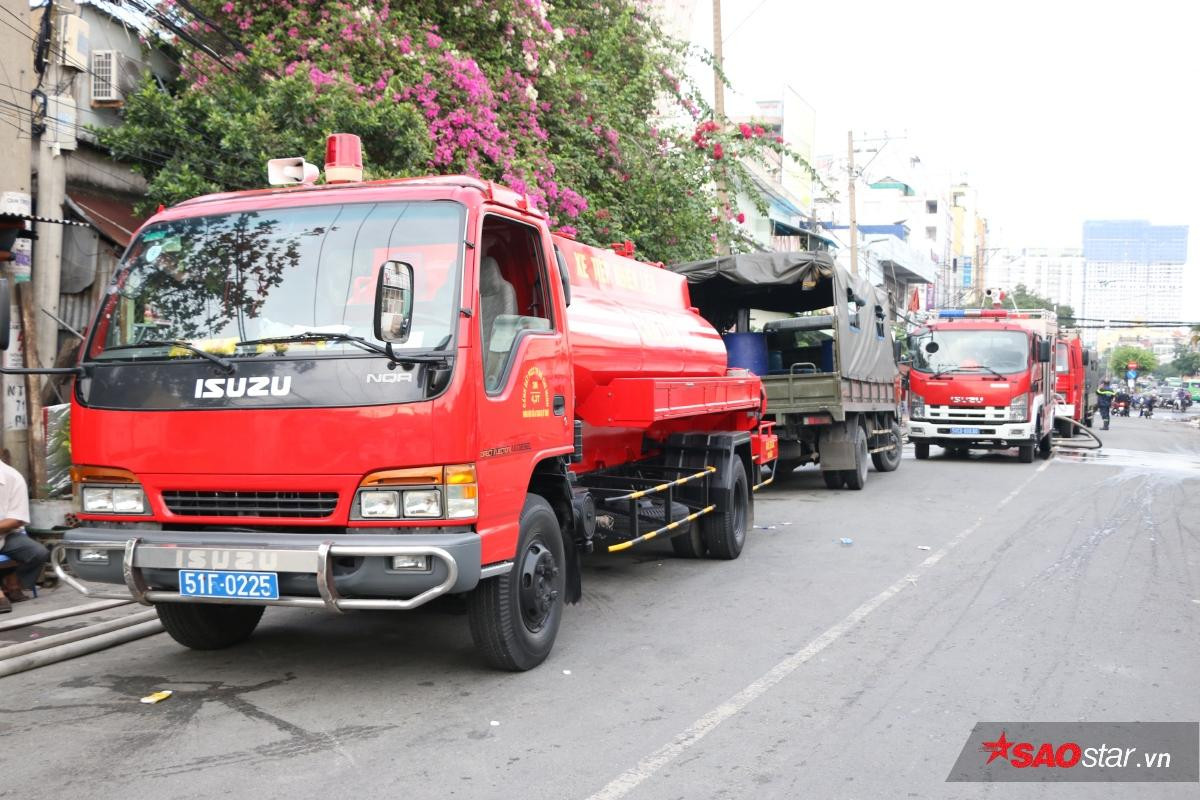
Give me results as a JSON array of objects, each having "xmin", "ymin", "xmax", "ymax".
[{"xmin": 101, "ymin": 0, "xmax": 815, "ymax": 263}]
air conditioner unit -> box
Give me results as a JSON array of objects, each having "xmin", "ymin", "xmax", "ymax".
[
  {"xmin": 91, "ymin": 50, "xmax": 119, "ymax": 103},
  {"xmin": 58, "ymin": 14, "xmax": 90, "ymax": 72},
  {"xmin": 116, "ymin": 53, "xmax": 143, "ymax": 96}
]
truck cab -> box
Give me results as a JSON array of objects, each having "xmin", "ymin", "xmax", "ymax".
[{"xmin": 906, "ymin": 308, "xmax": 1056, "ymax": 463}]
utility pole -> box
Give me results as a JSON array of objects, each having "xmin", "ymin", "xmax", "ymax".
[
  {"xmin": 847, "ymin": 130, "xmax": 858, "ymax": 275},
  {"xmin": 0, "ymin": 0, "xmax": 34, "ymax": 477},
  {"xmin": 33, "ymin": 0, "xmax": 66, "ymax": 371},
  {"xmin": 711, "ymin": 0, "xmax": 725, "ymax": 118},
  {"xmin": 711, "ymin": 0, "xmax": 729, "ymax": 255}
]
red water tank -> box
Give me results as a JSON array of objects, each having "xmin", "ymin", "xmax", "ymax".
[{"xmin": 555, "ymin": 237, "xmax": 728, "ymax": 410}]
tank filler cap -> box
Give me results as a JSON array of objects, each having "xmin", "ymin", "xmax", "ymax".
[{"xmin": 325, "ymin": 133, "xmax": 363, "ymax": 183}]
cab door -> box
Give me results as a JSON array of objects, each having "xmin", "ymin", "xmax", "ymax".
[{"xmin": 472, "ymin": 212, "xmax": 573, "ymax": 563}]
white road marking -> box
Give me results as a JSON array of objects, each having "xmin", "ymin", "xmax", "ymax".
[{"xmin": 583, "ymin": 458, "xmax": 1053, "ymax": 800}]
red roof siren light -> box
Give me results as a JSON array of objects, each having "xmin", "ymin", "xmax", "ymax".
[{"xmin": 325, "ymin": 133, "xmax": 363, "ymax": 184}]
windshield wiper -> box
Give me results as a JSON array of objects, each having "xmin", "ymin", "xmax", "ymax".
[
  {"xmin": 931, "ymin": 364, "xmax": 1006, "ymax": 380},
  {"xmin": 235, "ymin": 332, "xmax": 451, "ymax": 364},
  {"xmin": 103, "ymin": 339, "xmax": 235, "ymax": 373}
]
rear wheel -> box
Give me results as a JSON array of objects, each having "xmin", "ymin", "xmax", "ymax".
[
  {"xmin": 468, "ymin": 494, "xmax": 565, "ymax": 671},
  {"xmin": 870, "ymin": 421, "xmax": 903, "ymax": 473},
  {"xmin": 156, "ymin": 602, "xmax": 264, "ymax": 650},
  {"xmin": 821, "ymin": 470, "xmax": 844, "ymax": 489},
  {"xmin": 842, "ymin": 423, "xmax": 869, "ymax": 490},
  {"xmin": 701, "ymin": 458, "xmax": 750, "ymax": 560},
  {"xmin": 914, "ymin": 442, "xmax": 930, "ymax": 460}
]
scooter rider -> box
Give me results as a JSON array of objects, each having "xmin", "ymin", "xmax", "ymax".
[{"xmin": 1096, "ymin": 380, "xmax": 1115, "ymax": 430}]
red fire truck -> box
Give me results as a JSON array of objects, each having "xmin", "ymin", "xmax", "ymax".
[
  {"xmin": 1053, "ymin": 335, "xmax": 1098, "ymax": 434},
  {"xmin": 4, "ymin": 135, "xmax": 777, "ymax": 671},
  {"xmin": 906, "ymin": 308, "xmax": 1057, "ymax": 463}
]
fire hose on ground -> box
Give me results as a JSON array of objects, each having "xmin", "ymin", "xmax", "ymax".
[
  {"xmin": 0, "ymin": 609, "xmax": 163, "ymax": 678},
  {"xmin": 1051, "ymin": 415, "xmax": 1104, "ymax": 450}
]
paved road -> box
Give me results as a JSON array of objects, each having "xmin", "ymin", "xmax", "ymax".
[{"xmin": 3, "ymin": 414, "xmax": 1198, "ymax": 798}]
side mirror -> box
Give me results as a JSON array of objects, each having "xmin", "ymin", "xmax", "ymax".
[
  {"xmin": 373, "ymin": 260, "xmax": 414, "ymax": 344},
  {"xmin": 1038, "ymin": 339, "xmax": 1052, "ymax": 363},
  {"xmin": 554, "ymin": 248, "xmax": 571, "ymax": 307},
  {"xmin": 0, "ymin": 278, "xmax": 9, "ymax": 351},
  {"xmin": 1081, "ymin": 348, "xmax": 1090, "ymax": 366},
  {"xmin": 892, "ymin": 339, "xmax": 902, "ymax": 363}
]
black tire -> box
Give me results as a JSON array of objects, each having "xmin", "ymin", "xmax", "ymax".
[
  {"xmin": 1038, "ymin": 430, "xmax": 1053, "ymax": 459},
  {"xmin": 156, "ymin": 602, "xmax": 264, "ymax": 650},
  {"xmin": 468, "ymin": 494, "xmax": 565, "ymax": 671},
  {"xmin": 914, "ymin": 442, "xmax": 930, "ymax": 460},
  {"xmin": 842, "ymin": 423, "xmax": 869, "ymax": 490},
  {"xmin": 670, "ymin": 522, "xmax": 707, "ymax": 558},
  {"xmin": 701, "ymin": 457, "xmax": 750, "ymax": 560},
  {"xmin": 1018, "ymin": 444, "xmax": 1035, "ymax": 463},
  {"xmin": 871, "ymin": 421, "xmax": 903, "ymax": 473},
  {"xmin": 821, "ymin": 470, "xmax": 844, "ymax": 489}
]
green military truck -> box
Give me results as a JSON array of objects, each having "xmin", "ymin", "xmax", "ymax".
[{"xmin": 670, "ymin": 252, "xmax": 904, "ymax": 490}]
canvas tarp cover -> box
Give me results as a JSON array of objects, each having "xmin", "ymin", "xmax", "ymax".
[{"xmin": 669, "ymin": 252, "xmax": 897, "ymax": 383}]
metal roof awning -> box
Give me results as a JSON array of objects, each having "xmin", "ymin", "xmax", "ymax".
[{"xmin": 65, "ymin": 189, "xmax": 146, "ymax": 247}]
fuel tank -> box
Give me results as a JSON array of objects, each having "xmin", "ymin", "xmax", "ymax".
[{"xmin": 556, "ymin": 237, "xmax": 729, "ymax": 408}]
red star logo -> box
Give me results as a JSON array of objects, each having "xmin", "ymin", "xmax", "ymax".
[{"xmin": 982, "ymin": 730, "xmax": 1013, "ymax": 764}]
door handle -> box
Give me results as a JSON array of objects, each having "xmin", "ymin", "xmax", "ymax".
[{"xmin": 553, "ymin": 395, "xmax": 566, "ymax": 416}]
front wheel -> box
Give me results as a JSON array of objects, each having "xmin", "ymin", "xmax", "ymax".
[
  {"xmin": 914, "ymin": 442, "xmax": 930, "ymax": 460},
  {"xmin": 1018, "ymin": 444, "xmax": 1035, "ymax": 463},
  {"xmin": 468, "ymin": 494, "xmax": 565, "ymax": 671},
  {"xmin": 156, "ymin": 602, "xmax": 264, "ymax": 650},
  {"xmin": 701, "ymin": 457, "xmax": 750, "ymax": 560}
]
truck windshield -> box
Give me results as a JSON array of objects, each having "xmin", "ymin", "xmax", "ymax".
[
  {"xmin": 87, "ymin": 201, "xmax": 464, "ymax": 361},
  {"xmin": 911, "ymin": 330, "xmax": 1028, "ymax": 375}
]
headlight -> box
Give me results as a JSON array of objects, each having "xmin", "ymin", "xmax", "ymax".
[
  {"xmin": 1009, "ymin": 394, "xmax": 1029, "ymax": 421},
  {"xmin": 910, "ymin": 393, "xmax": 926, "ymax": 419},
  {"xmin": 81, "ymin": 486, "xmax": 146, "ymax": 514},
  {"xmin": 360, "ymin": 490, "xmax": 400, "ymax": 518},
  {"xmin": 402, "ymin": 490, "xmax": 441, "ymax": 518}
]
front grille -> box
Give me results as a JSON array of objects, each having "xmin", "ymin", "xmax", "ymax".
[
  {"xmin": 925, "ymin": 404, "xmax": 1008, "ymax": 424},
  {"xmin": 162, "ymin": 491, "xmax": 339, "ymax": 518}
]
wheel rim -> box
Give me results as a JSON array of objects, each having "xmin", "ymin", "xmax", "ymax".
[{"xmin": 518, "ymin": 539, "xmax": 559, "ymax": 634}]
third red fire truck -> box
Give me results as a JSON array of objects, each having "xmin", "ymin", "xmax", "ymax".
[{"xmin": 906, "ymin": 308, "xmax": 1057, "ymax": 463}]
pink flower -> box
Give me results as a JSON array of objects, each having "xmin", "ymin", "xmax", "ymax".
[
  {"xmin": 775, "ymin": 135, "xmax": 784, "ymax": 144},
  {"xmin": 712, "ymin": 142, "xmax": 724, "ymax": 160},
  {"xmin": 738, "ymin": 123, "xmax": 752, "ymax": 138},
  {"xmin": 287, "ymin": 27, "xmax": 298, "ymax": 38},
  {"xmin": 736, "ymin": 212, "xmax": 746, "ymax": 224},
  {"xmin": 426, "ymin": 31, "xmax": 443, "ymax": 49},
  {"xmin": 283, "ymin": 62, "xmax": 297, "ymax": 76},
  {"xmin": 309, "ymin": 66, "xmax": 335, "ymax": 87},
  {"xmin": 399, "ymin": 35, "xmax": 411, "ymax": 54},
  {"xmin": 221, "ymin": 2, "xmax": 233, "ymax": 12}
]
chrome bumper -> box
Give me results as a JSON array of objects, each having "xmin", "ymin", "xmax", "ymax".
[{"xmin": 53, "ymin": 533, "xmax": 508, "ymax": 613}]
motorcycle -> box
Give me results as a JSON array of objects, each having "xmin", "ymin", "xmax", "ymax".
[{"xmin": 1115, "ymin": 400, "xmax": 1130, "ymax": 417}]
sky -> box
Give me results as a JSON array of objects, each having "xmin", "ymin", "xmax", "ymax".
[{"xmin": 679, "ymin": 0, "xmax": 1198, "ymax": 263}]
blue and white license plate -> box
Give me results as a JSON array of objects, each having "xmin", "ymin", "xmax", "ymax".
[
  {"xmin": 950, "ymin": 426, "xmax": 981, "ymax": 435},
  {"xmin": 179, "ymin": 570, "xmax": 279, "ymax": 600}
]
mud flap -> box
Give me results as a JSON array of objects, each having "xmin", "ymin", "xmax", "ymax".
[{"xmin": 817, "ymin": 420, "xmax": 856, "ymax": 471}]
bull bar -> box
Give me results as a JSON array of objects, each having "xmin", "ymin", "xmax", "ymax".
[{"xmin": 51, "ymin": 537, "xmax": 507, "ymax": 612}]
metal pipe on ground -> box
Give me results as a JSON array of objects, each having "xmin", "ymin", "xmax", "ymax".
[
  {"xmin": 0, "ymin": 619, "xmax": 163, "ymax": 678},
  {"xmin": 0, "ymin": 609, "xmax": 158, "ymax": 660},
  {"xmin": 0, "ymin": 599, "xmax": 133, "ymax": 633}
]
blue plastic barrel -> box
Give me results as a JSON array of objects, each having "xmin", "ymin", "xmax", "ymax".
[
  {"xmin": 820, "ymin": 339, "xmax": 835, "ymax": 372},
  {"xmin": 723, "ymin": 333, "xmax": 769, "ymax": 375}
]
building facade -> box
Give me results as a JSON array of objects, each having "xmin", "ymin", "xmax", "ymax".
[{"xmin": 1080, "ymin": 220, "xmax": 1189, "ymax": 324}]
